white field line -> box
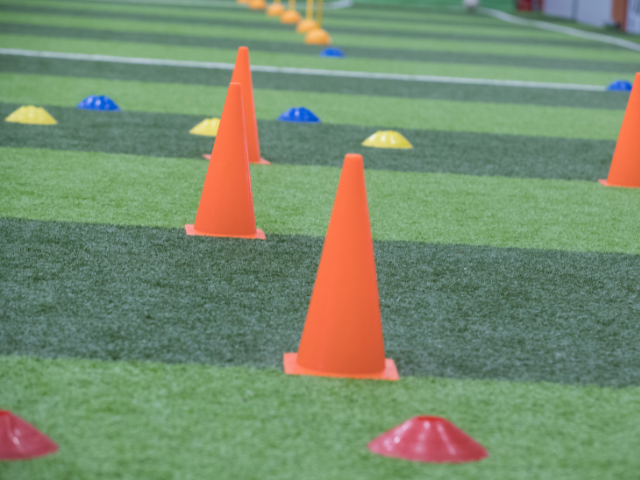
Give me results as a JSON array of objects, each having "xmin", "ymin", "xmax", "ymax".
[
  {"xmin": 482, "ymin": 8, "xmax": 640, "ymax": 53},
  {"xmin": 0, "ymin": 48, "xmax": 608, "ymax": 92}
]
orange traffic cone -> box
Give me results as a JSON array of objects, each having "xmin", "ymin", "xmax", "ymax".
[
  {"xmin": 283, "ymin": 154, "xmax": 398, "ymax": 380},
  {"xmin": 231, "ymin": 47, "xmax": 270, "ymax": 165},
  {"xmin": 599, "ymin": 73, "xmax": 640, "ymax": 188},
  {"xmin": 185, "ymin": 82, "xmax": 265, "ymax": 240}
]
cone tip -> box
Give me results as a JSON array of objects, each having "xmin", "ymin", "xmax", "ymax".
[
  {"xmin": 414, "ymin": 415, "xmax": 444, "ymax": 421},
  {"xmin": 344, "ymin": 153, "xmax": 363, "ymax": 168}
]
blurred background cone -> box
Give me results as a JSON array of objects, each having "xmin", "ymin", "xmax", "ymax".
[{"xmin": 231, "ymin": 47, "xmax": 270, "ymax": 164}]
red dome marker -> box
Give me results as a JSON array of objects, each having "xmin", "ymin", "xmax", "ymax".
[
  {"xmin": 0, "ymin": 410, "xmax": 58, "ymax": 460},
  {"xmin": 367, "ymin": 416, "xmax": 488, "ymax": 463}
]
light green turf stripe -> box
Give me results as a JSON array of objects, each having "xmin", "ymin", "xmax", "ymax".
[
  {"xmin": 0, "ymin": 10, "xmax": 594, "ymax": 48},
  {"xmin": 0, "ymin": 73, "xmax": 624, "ymax": 139},
  {"xmin": 2, "ymin": 148, "xmax": 640, "ymax": 255},
  {"xmin": 1, "ymin": 35, "xmax": 630, "ymax": 85},
  {"xmin": 2, "ymin": 355, "xmax": 639, "ymax": 480}
]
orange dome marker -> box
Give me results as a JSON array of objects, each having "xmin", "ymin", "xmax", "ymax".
[
  {"xmin": 284, "ymin": 154, "xmax": 398, "ymax": 381},
  {"xmin": 599, "ymin": 73, "xmax": 639, "ymax": 188},
  {"xmin": 185, "ymin": 82, "xmax": 265, "ymax": 240},
  {"xmin": 231, "ymin": 47, "xmax": 270, "ymax": 166},
  {"xmin": 248, "ymin": 0, "xmax": 266, "ymax": 9},
  {"xmin": 266, "ymin": 0, "xmax": 285, "ymax": 15},
  {"xmin": 280, "ymin": 0, "xmax": 301, "ymax": 24}
]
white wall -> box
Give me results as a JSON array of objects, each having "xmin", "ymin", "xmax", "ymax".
[
  {"xmin": 628, "ymin": 0, "xmax": 640, "ymax": 34},
  {"xmin": 575, "ymin": 0, "xmax": 613, "ymax": 27},
  {"xmin": 543, "ymin": 0, "xmax": 576, "ymax": 19}
]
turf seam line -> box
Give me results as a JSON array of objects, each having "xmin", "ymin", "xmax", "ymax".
[
  {"xmin": 482, "ymin": 8, "xmax": 640, "ymax": 53},
  {"xmin": 0, "ymin": 48, "xmax": 608, "ymax": 92}
]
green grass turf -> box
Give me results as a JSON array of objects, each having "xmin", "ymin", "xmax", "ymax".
[
  {"xmin": 5, "ymin": 20, "xmax": 639, "ymax": 73},
  {"xmin": 0, "ymin": 73, "xmax": 625, "ymax": 139},
  {"xmin": 0, "ymin": 0, "xmax": 586, "ymax": 50},
  {"xmin": 15, "ymin": 2, "xmax": 638, "ymax": 64},
  {"xmin": 2, "ymin": 147, "xmax": 640, "ymax": 254},
  {"xmin": 5, "ymin": 4, "xmax": 640, "ymax": 66},
  {"xmin": 1, "ymin": 34, "xmax": 632, "ymax": 85},
  {"xmin": 3, "ymin": 217, "xmax": 640, "ymax": 386},
  {"xmin": 2, "ymin": 55, "xmax": 630, "ymax": 110},
  {"xmin": 2, "ymin": 2, "xmax": 640, "ymax": 477},
  {"xmin": 1, "ymin": 57, "xmax": 625, "ymax": 110},
  {"xmin": 0, "ymin": 103, "xmax": 615, "ymax": 180},
  {"xmin": 1, "ymin": 356, "xmax": 640, "ymax": 480},
  {"xmin": 0, "ymin": 0, "xmax": 549, "ymax": 37},
  {"xmin": 4, "ymin": 10, "xmax": 569, "ymax": 42},
  {"xmin": 4, "ymin": 0, "xmax": 514, "ymax": 29}
]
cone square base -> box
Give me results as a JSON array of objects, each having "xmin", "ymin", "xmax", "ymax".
[
  {"xmin": 283, "ymin": 353, "xmax": 399, "ymax": 380},
  {"xmin": 202, "ymin": 154, "xmax": 270, "ymax": 164},
  {"xmin": 185, "ymin": 224, "xmax": 266, "ymax": 240},
  {"xmin": 598, "ymin": 179, "xmax": 638, "ymax": 188}
]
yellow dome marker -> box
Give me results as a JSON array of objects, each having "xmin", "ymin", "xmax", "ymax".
[
  {"xmin": 5, "ymin": 106, "xmax": 57, "ymax": 125},
  {"xmin": 189, "ymin": 118, "xmax": 220, "ymax": 137},
  {"xmin": 362, "ymin": 130, "xmax": 413, "ymax": 149}
]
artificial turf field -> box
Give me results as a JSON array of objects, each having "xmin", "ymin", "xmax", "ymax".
[{"xmin": 1, "ymin": 0, "xmax": 640, "ymax": 478}]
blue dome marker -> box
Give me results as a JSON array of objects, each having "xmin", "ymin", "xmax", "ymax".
[
  {"xmin": 77, "ymin": 95, "xmax": 121, "ymax": 111},
  {"xmin": 320, "ymin": 47, "xmax": 345, "ymax": 58},
  {"xmin": 606, "ymin": 80, "xmax": 632, "ymax": 92},
  {"xmin": 277, "ymin": 107, "xmax": 320, "ymax": 123}
]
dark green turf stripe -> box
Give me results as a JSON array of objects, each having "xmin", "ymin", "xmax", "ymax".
[
  {"xmin": 0, "ymin": 55, "xmax": 629, "ymax": 111},
  {"xmin": 3, "ymin": 22, "xmax": 639, "ymax": 73},
  {"xmin": 0, "ymin": 3, "xmax": 619, "ymax": 49},
  {"xmin": 0, "ymin": 103, "xmax": 614, "ymax": 180},
  {"xmin": 2, "ymin": 218, "xmax": 639, "ymax": 387}
]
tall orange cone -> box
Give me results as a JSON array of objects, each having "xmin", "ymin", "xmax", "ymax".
[
  {"xmin": 231, "ymin": 47, "xmax": 270, "ymax": 165},
  {"xmin": 599, "ymin": 74, "xmax": 640, "ymax": 188},
  {"xmin": 185, "ymin": 82, "xmax": 265, "ymax": 240},
  {"xmin": 283, "ymin": 154, "xmax": 398, "ymax": 380}
]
